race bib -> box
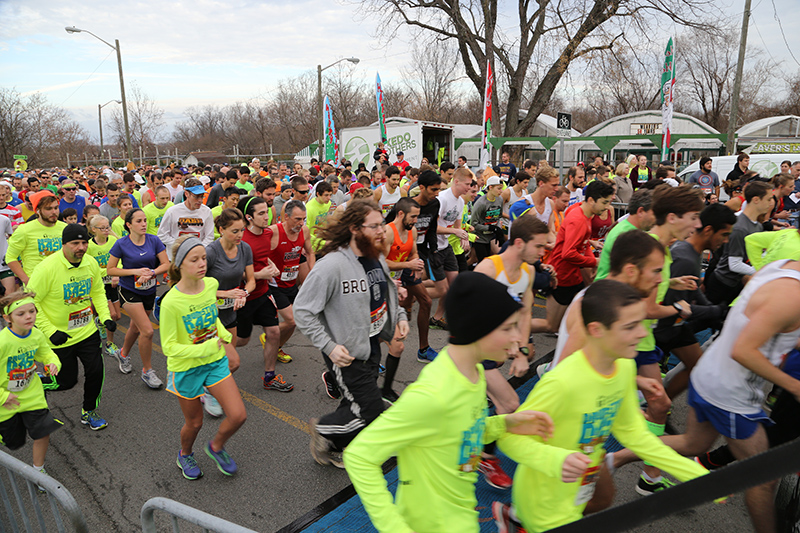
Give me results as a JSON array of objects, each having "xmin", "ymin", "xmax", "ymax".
[
  {"xmin": 389, "ymin": 270, "xmax": 401, "ymax": 280},
  {"xmin": 135, "ymin": 277, "xmax": 156, "ymax": 290},
  {"xmin": 369, "ymin": 301, "xmax": 387, "ymax": 337},
  {"xmin": 102, "ymin": 275, "xmax": 112, "ymax": 285},
  {"xmin": 575, "ymin": 465, "xmax": 600, "ymax": 505},
  {"xmin": 280, "ymin": 265, "xmax": 299, "ymax": 282},
  {"xmin": 7, "ymin": 365, "xmax": 35, "ymax": 392},
  {"xmin": 68, "ymin": 306, "xmax": 93, "ymax": 330},
  {"xmin": 217, "ymin": 297, "xmax": 235, "ymax": 310}
]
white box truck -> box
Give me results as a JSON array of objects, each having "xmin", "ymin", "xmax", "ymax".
[{"xmin": 340, "ymin": 119, "xmax": 456, "ymax": 170}]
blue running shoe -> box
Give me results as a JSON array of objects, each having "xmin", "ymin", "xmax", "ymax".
[
  {"xmin": 378, "ymin": 364, "xmax": 386, "ymax": 375},
  {"xmin": 80, "ymin": 410, "xmax": 108, "ymax": 431},
  {"xmin": 205, "ymin": 442, "xmax": 238, "ymax": 476},
  {"xmin": 177, "ymin": 452, "xmax": 203, "ymax": 480},
  {"xmin": 417, "ymin": 346, "xmax": 438, "ymax": 363}
]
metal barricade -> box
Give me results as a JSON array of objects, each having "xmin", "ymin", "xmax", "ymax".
[
  {"xmin": 141, "ymin": 497, "xmax": 258, "ymax": 533},
  {"xmin": 0, "ymin": 450, "xmax": 88, "ymax": 533}
]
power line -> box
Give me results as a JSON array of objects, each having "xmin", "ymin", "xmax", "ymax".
[
  {"xmin": 771, "ymin": 0, "xmax": 800, "ymax": 66},
  {"xmin": 750, "ymin": 15, "xmax": 779, "ymax": 65},
  {"xmin": 58, "ymin": 49, "xmax": 114, "ymax": 107}
]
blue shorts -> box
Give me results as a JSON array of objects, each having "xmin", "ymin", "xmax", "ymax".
[
  {"xmin": 166, "ymin": 357, "xmax": 231, "ymax": 400},
  {"xmin": 400, "ymin": 268, "xmax": 422, "ymax": 286},
  {"xmin": 635, "ymin": 347, "xmax": 664, "ymax": 369},
  {"xmin": 687, "ymin": 381, "xmax": 773, "ymax": 440}
]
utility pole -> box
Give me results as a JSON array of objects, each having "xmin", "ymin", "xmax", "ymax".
[{"xmin": 726, "ymin": 0, "xmax": 751, "ymax": 155}]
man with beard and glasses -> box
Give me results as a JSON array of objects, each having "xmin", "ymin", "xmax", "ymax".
[{"xmin": 296, "ymin": 200, "xmax": 409, "ymax": 468}]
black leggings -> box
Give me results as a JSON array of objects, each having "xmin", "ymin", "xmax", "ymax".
[{"xmin": 47, "ymin": 332, "xmax": 104, "ymax": 412}]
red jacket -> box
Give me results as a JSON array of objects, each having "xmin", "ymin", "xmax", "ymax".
[{"xmin": 548, "ymin": 205, "xmax": 596, "ymax": 286}]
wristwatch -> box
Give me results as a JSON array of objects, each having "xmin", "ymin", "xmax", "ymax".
[
  {"xmin": 519, "ymin": 346, "xmax": 530, "ymax": 357},
  {"xmin": 672, "ymin": 302, "xmax": 683, "ymax": 316}
]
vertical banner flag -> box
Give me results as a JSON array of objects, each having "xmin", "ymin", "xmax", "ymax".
[
  {"xmin": 376, "ymin": 73, "xmax": 387, "ymax": 143},
  {"xmin": 324, "ymin": 96, "xmax": 339, "ymax": 163},
  {"xmin": 660, "ymin": 37, "xmax": 675, "ymax": 162},
  {"xmin": 480, "ymin": 61, "xmax": 494, "ymax": 169}
]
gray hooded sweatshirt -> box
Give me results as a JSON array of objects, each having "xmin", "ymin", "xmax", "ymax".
[{"xmin": 294, "ymin": 245, "xmax": 407, "ymax": 361}]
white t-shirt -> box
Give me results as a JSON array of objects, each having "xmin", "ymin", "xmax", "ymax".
[
  {"xmin": 436, "ymin": 189, "xmax": 464, "ymax": 251},
  {"xmin": 165, "ymin": 183, "xmax": 184, "ymax": 202},
  {"xmin": 692, "ymin": 260, "xmax": 800, "ymax": 414}
]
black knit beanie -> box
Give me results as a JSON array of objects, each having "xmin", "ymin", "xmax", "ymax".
[
  {"xmin": 446, "ymin": 271, "xmax": 522, "ymax": 345},
  {"xmin": 62, "ymin": 223, "xmax": 90, "ymax": 244}
]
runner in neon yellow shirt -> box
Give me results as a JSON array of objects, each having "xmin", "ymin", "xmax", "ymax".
[
  {"xmin": 496, "ymin": 280, "xmax": 707, "ymax": 533},
  {"xmin": 159, "ymin": 236, "xmax": 246, "ymax": 481},
  {"xmin": 745, "ymin": 227, "xmax": 800, "ymax": 271},
  {"xmin": 306, "ymin": 182, "xmax": 333, "ymax": 251},
  {"xmin": 142, "ymin": 186, "xmax": 174, "ymax": 236},
  {"xmin": 344, "ymin": 272, "xmax": 553, "ymax": 533},
  {"xmin": 5, "ymin": 195, "xmax": 66, "ymax": 284},
  {"xmin": 26, "ymin": 223, "xmax": 114, "ymax": 431},
  {"xmin": 0, "ymin": 292, "xmax": 62, "ymax": 477}
]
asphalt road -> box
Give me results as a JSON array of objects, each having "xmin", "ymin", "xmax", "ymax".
[{"xmin": 4, "ymin": 296, "xmax": 757, "ymax": 532}]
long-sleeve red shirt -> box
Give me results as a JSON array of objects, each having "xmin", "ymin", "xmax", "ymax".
[{"xmin": 548, "ymin": 205, "xmax": 596, "ymax": 287}]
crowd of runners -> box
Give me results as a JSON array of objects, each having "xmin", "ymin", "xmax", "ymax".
[{"xmin": 1, "ymin": 152, "xmax": 800, "ymax": 532}]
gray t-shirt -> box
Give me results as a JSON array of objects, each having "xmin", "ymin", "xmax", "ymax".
[
  {"xmin": 714, "ymin": 214, "xmax": 762, "ymax": 287},
  {"xmin": 99, "ymin": 202, "xmax": 119, "ymax": 222},
  {"xmin": 205, "ymin": 239, "xmax": 253, "ymax": 325}
]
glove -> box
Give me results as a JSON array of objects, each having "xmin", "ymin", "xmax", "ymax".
[
  {"xmin": 104, "ymin": 320, "xmax": 117, "ymax": 333},
  {"xmin": 50, "ymin": 331, "xmax": 71, "ymax": 346}
]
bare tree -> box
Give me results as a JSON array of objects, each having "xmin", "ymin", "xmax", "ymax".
[
  {"xmin": 109, "ymin": 82, "xmax": 165, "ymax": 156},
  {"xmin": 0, "ymin": 88, "xmax": 91, "ymax": 167},
  {"xmin": 677, "ymin": 25, "xmax": 776, "ymax": 132},
  {"xmin": 355, "ymin": 0, "xmax": 719, "ymax": 138},
  {"xmin": 402, "ymin": 39, "xmax": 466, "ymax": 123}
]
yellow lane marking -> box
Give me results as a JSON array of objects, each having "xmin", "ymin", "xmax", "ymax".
[
  {"xmin": 238, "ymin": 389, "xmax": 311, "ymax": 435},
  {"xmin": 115, "ymin": 324, "xmax": 309, "ymax": 435}
]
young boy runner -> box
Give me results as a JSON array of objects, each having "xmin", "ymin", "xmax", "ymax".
[
  {"xmin": 471, "ymin": 176, "xmax": 505, "ymax": 263},
  {"xmin": 496, "ymin": 280, "xmax": 708, "ymax": 533},
  {"xmin": 0, "ymin": 292, "xmax": 62, "ymax": 482},
  {"xmin": 142, "ymin": 186, "xmax": 174, "ymax": 236},
  {"xmin": 344, "ymin": 271, "xmax": 554, "ymax": 533},
  {"xmin": 307, "ymin": 181, "xmax": 334, "ymax": 253}
]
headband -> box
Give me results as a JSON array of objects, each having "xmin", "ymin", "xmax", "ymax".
[
  {"xmin": 243, "ymin": 196, "xmax": 257, "ymax": 218},
  {"xmin": 6, "ymin": 297, "xmax": 35, "ymax": 315},
  {"xmin": 173, "ymin": 237, "xmax": 204, "ymax": 270}
]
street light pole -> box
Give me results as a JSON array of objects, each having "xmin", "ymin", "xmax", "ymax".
[
  {"xmin": 66, "ymin": 26, "xmax": 134, "ymax": 163},
  {"xmin": 98, "ymin": 100, "xmax": 121, "ymax": 163},
  {"xmin": 316, "ymin": 57, "xmax": 360, "ymax": 162}
]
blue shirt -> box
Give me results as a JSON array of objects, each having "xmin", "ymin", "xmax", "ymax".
[
  {"xmin": 59, "ymin": 196, "xmax": 86, "ymax": 220},
  {"xmin": 101, "ymin": 193, "xmax": 139, "ymax": 208},
  {"xmin": 109, "ymin": 234, "xmax": 165, "ymax": 294}
]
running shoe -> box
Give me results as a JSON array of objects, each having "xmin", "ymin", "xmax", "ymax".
[
  {"xmin": 116, "ymin": 352, "xmax": 132, "ymax": 374},
  {"xmin": 80, "ymin": 409, "xmax": 108, "ymax": 431},
  {"xmin": 263, "ymin": 374, "xmax": 293, "ymax": 392},
  {"xmin": 141, "ymin": 368, "xmax": 163, "ymax": 389},
  {"xmin": 277, "ymin": 348, "xmax": 293, "ymax": 364},
  {"xmin": 536, "ymin": 361, "xmax": 551, "ymax": 378},
  {"xmin": 382, "ymin": 388, "xmax": 399, "ymax": 404},
  {"xmin": 105, "ymin": 342, "xmax": 121, "ymax": 360},
  {"xmin": 176, "ymin": 452, "xmax": 203, "ymax": 480},
  {"xmin": 201, "ymin": 389, "xmax": 223, "ymax": 417},
  {"xmin": 328, "ymin": 449, "xmax": 345, "ymax": 469},
  {"xmin": 36, "ymin": 466, "xmax": 48, "ymax": 493},
  {"xmin": 309, "ymin": 418, "xmax": 331, "ymax": 466},
  {"xmin": 322, "ymin": 371, "xmax": 341, "ymax": 400},
  {"xmin": 635, "ymin": 474, "xmax": 675, "ymax": 496},
  {"xmin": 205, "ymin": 441, "xmax": 238, "ymax": 476},
  {"xmin": 694, "ymin": 452, "xmax": 725, "ymax": 471},
  {"xmin": 429, "ymin": 317, "xmax": 448, "ymax": 330},
  {"xmin": 378, "ymin": 363, "xmax": 386, "ymax": 375},
  {"xmin": 417, "ymin": 346, "xmax": 438, "ymax": 363},
  {"xmin": 479, "ymin": 457, "xmax": 513, "ymax": 489},
  {"xmin": 492, "ymin": 501, "xmax": 527, "ymax": 533}
]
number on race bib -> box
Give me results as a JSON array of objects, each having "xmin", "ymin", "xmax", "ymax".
[
  {"xmin": 281, "ymin": 265, "xmax": 299, "ymax": 282},
  {"xmin": 7, "ymin": 366, "xmax": 35, "ymax": 392},
  {"xmin": 217, "ymin": 298, "xmax": 235, "ymax": 310},
  {"xmin": 67, "ymin": 307, "xmax": 93, "ymax": 330}
]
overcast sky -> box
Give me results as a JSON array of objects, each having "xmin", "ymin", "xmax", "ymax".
[{"xmin": 1, "ymin": 0, "xmax": 798, "ymax": 143}]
